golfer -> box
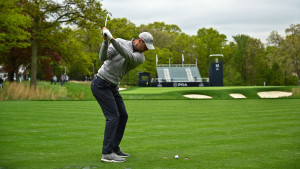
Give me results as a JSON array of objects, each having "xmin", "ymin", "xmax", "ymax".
[{"xmin": 91, "ymin": 27, "xmax": 154, "ymax": 163}]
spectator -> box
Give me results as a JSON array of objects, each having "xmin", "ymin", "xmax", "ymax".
[
  {"xmin": 0, "ymin": 77, "xmax": 3, "ymax": 88},
  {"xmin": 53, "ymin": 75, "xmax": 57, "ymax": 85},
  {"xmin": 65, "ymin": 75, "xmax": 69, "ymax": 82},
  {"xmin": 60, "ymin": 74, "xmax": 65, "ymax": 86}
]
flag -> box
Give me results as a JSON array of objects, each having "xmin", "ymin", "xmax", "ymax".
[{"xmin": 182, "ymin": 54, "xmax": 184, "ymax": 63}]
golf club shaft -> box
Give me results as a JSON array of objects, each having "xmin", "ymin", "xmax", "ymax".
[
  {"xmin": 104, "ymin": 12, "xmax": 112, "ymax": 37},
  {"xmin": 105, "ymin": 14, "xmax": 108, "ymax": 27}
]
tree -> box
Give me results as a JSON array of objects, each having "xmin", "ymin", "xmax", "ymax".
[
  {"xmin": 139, "ymin": 22, "xmax": 181, "ymax": 49},
  {"xmin": 74, "ymin": 26, "xmax": 102, "ymax": 77},
  {"xmin": 223, "ymin": 37, "xmax": 267, "ymax": 86},
  {"xmin": 267, "ymin": 31, "xmax": 284, "ymax": 47},
  {"xmin": 59, "ymin": 28, "xmax": 93, "ymax": 80},
  {"xmin": 232, "ymin": 34, "xmax": 269, "ymax": 85},
  {"xmin": 36, "ymin": 27, "xmax": 64, "ymax": 80},
  {"xmin": 285, "ymin": 24, "xmax": 300, "ymax": 84},
  {"xmin": 265, "ymin": 62, "xmax": 285, "ymax": 85},
  {"xmin": 196, "ymin": 27, "xmax": 227, "ymax": 77},
  {"xmin": 245, "ymin": 38, "xmax": 266, "ymax": 85},
  {"xmin": 232, "ymin": 34, "xmax": 250, "ymax": 84},
  {"xmin": 0, "ymin": 0, "xmax": 31, "ymax": 54},
  {"xmin": 109, "ymin": 18, "xmax": 138, "ymax": 40},
  {"xmin": 22, "ymin": 0, "xmax": 107, "ymax": 87},
  {"xmin": 222, "ymin": 42, "xmax": 244, "ymax": 85},
  {"xmin": 0, "ymin": 0, "xmax": 32, "ymax": 81},
  {"xmin": 4, "ymin": 47, "xmax": 32, "ymax": 81},
  {"xmin": 267, "ymin": 24, "xmax": 300, "ymax": 85},
  {"xmin": 171, "ymin": 33, "xmax": 197, "ymax": 65}
]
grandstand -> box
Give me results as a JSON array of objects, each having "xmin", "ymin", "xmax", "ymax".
[{"xmin": 152, "ymin": 64, "xmax": 209, "ymax": 87}]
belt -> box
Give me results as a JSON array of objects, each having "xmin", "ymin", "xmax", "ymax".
[{"xmin": 96, "ymin": 75, "xmax": 117, "ymax": 87}]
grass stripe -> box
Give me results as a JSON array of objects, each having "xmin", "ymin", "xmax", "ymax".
[{"xmin": 0, "ymin": 99, "xmax": 299, "ymax": 169}]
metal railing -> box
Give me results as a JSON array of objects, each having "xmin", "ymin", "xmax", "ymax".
[
  {"xmin": 151, "ymin": 78, "xmax": 209, "ymax": 83},
  {"xmin": 157, "ymin": 64, "xmax": 197, "ymax": 67}
]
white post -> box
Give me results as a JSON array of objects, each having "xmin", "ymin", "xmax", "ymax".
[{"xmin": 182, "ymin": 54, "xmax": 184, "ymax": 67}]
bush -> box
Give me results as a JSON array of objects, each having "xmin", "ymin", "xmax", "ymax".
[
  {"xmin": 0, "ymin": 81, "xmax": 67, "ymax": 100},
  {"xmin": 286, "ymin": 75, "xmax": 299, "ymax": 86}
]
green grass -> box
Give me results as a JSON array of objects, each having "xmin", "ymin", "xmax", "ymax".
[
  {"xmin": 1, "ymin": 81, "xmax": 299, "ymax": 100},
  {"xmin": 1, "ymin": 99, "xmax": 300, "ymax": 169},
  {"xmin": 120, "ymin": 86, "xmax": 300, "ymax": 100},
  {"xmin": 64, "ymin": 82, "xmax": 94, "ymax": 100}
]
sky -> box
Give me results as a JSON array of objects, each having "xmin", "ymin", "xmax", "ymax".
[{"xmin": 102, "ymin": 0, "xmax": 300, "ymax": 44}]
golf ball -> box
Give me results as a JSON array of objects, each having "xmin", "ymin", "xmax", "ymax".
[{"xmin": 175, "ymin": 155, "xmax": 179, "ymax": 159}]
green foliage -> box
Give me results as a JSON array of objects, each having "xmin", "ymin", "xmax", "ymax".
[
  {"xmin": 232, "ymin": 34, "xmax": 250, "ymax": 82},
  {"xmin": 197, "ymin": 27, "xmax": 227, "ymax": 54},
  {"xmin": 21, "ymin": 0, "xmax": 107, "ymax": 86},
  {"xmin": 223, "ymin": 67, "xmax": 243, "ymax": 86},
  {"xmin": 229, "ymin": 35, "xmax": 268, "ymax": 85},
  {"xmin": 286, "ymin": 75, "xmax": 299, "ymax": 85},
  {"xmin": 140, "ymin": 22, "xmax": 181, "ymax": 49},
  {"xmin": 266, "ymin": 24, "xmax": 300, "ymax": 85},
  {"xmin": 0, "ymin": 0, "xmax": 32, "ymax": 54},
  {"xmin": 264, "ymin": 63, "xmax": 285, "ymax": 86},
  {"xmin": 1, "ymin": 0, "xmax": 299, "ymax": 86},
  {"xmin": 196, "ymin": 27, "xmax": 227, "ymax": 77},
  {"xmin": 172, "ymin": 33, "xmax": 197, "ymax": 64},
  {"xmin": 61, "ymin": 30, "xmax": 93, "ymax": 80},
  {"xmin": 71, "ymin": 27, "xmax": 102, "ymax": 76},
  {"xmin": 109, "ymin": 18, "xmax": 138, "ymax": 40},
  {"xmin": 246, "ymin": 38, "xmax": 266, "ymax": 85},
  {"xmin": 0, "ymin": 0, "xmax": 32, "ymax": 80}
]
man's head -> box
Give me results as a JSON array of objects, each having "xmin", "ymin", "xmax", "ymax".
[{"xmin": 133, "ymin": 32, "xmax": 155, "ymax": 53}]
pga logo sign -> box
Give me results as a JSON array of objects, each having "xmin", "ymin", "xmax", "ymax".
[{"xmin": 173, "ymin": 82, "xmax": 188, "ymax": 87}]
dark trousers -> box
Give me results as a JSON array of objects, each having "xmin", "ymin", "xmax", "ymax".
[{"xmin": 91, "ymin": 75, "xmax": 128, "ymax": 154}]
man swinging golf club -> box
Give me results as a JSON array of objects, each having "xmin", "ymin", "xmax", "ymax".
[{"xmin": 91, "ymin": 25, "xmax": 154, "ymax": 162}]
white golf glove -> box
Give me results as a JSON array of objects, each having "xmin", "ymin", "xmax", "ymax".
[{"xmin": 102, "ymin": 29, "xmax": 113, "ymax": 40}]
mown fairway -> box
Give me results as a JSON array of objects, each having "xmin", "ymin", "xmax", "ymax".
[{"xmin": 1, "ymin": 99, "xmax": 299, "ymax": 169}]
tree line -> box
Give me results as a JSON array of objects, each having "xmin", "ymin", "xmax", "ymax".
[{"xmin": 1, "ymin": 0, "xmax": 299, "ymax": 87}]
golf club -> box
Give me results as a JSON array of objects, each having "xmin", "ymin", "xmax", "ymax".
[
  {"xmin": 104, "ymin": 12, "xmax": 112, "ymax": 37},
  {"xmin": 104, "ymin": 12, "xmax": 112, "ymax": 27}
]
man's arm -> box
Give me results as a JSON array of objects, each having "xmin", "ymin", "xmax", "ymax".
[
  {"xmin": 110, "ymin": 39, "xmax": 144, "ymax": 66},
  {"xmin": 99, "ymin": 41, "xmax": 116, "ymax": 61}
]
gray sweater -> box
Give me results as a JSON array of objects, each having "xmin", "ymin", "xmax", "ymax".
[{"xmin": 97, "ymin": 38, "xmax": 145, "ymax": 85}]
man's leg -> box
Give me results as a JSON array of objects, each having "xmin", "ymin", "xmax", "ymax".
[
  {"xmin": 91, "ymin": 77, "xmax": 120, "ymax": 154},
  {"xmin": 112, "ymin": 89, "xmax": 128, "ymax": 152}
]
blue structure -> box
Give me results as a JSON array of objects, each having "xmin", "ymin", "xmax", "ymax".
[{"xmin": 209, "ymin": 54, "xmax": 224, "ymax": 86}]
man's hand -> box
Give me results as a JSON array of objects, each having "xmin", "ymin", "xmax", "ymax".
[{"xmin": 102, "ymin": 27, "xmax": 113, "ymax": 41}]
